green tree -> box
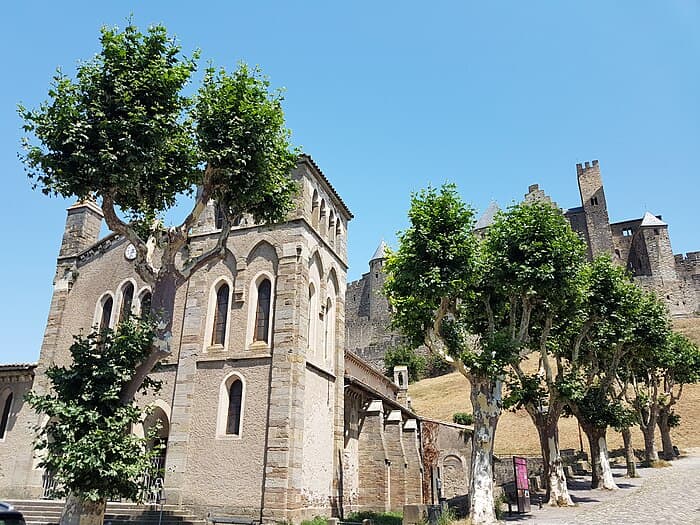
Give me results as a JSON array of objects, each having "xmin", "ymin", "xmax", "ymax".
[
  {"xmin": 492, "ymin": 200, "xmax": 586, "ymax": 506},
  {"xmin": 383, "ymin": 344, "xmax": 426, "ymax": 383},
  {"xmin": 385, "ymin": 190, "xmax": 578, "ymax": 524},
  {"xmin": 656, "ymin": 333, "xmax": 700, "ymax": 459},
  {"xmin": 19, "ymin": 22, "xmax": 298, "ymax": 524},
  {"xmin": 26, "ymin": 319, "xmax": 161, "ymax": 523}
]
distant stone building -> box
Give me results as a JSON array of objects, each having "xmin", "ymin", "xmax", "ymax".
[
  {"xmin": 345, "ymin": 160, "xmax": 699, "ymax": 372},
  {"xmin": 0, "ymin": 156, "xmax": 470, "ymax": 522}
]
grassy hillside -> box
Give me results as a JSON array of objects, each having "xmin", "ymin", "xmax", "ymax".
[{"xmin": 408, "ymin": 317, "xmax": 700, "ymax": 456}]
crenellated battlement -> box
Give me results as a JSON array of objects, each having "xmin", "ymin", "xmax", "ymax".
[{"xmin": 576, "ymin": 159, "xmax": 600, "ymax": 175}]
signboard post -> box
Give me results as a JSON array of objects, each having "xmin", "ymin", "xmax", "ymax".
[{"xmin": 512, "ymin": 456, "xmax": 531, "ymax": 513}]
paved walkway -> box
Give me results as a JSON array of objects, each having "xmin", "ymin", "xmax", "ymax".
[{"xmin": 503, "ymin": 450, "xmax": 700, "ymax": 524}]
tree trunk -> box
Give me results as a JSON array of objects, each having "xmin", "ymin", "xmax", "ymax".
[
  {"xmin": 60, "ymin": 493, "xmax": 106, "ymax": 525},
  {"xmin": 120, "ymin": 270, "xmax": 182, "ymax": 403},
  {"xmin": 531, "ymin": 404, "xmax": 573, "ymax": 506},
  {"xmin": 657, "ymin": 410, "xmax": 675, "ymax": 460},
  {"xmin": 468, "ymin": 375, "xmax": 501, "ymax": 525},
  {"xmin": 641, "ymin": 420, "xmax": 659, "ymax": 463},
  {"xmin": 582, "ymin": 425, "xmax": 618, "ymax": 490},
  {"xmin": 621, "ymin": 427, "xmax": 638, "ymax": 478}
]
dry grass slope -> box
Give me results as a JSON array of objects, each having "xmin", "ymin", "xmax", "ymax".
[{"xmin": 409, "ymin": 317, "xmax": 700, "ymax": 456}]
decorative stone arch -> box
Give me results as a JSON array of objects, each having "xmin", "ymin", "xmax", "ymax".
[
  {"xmin": 308, "ymin": 252, "xmax": 324, "ymax": 356},
  {"xmin": 116, "ymin": 278, "xmax": 138, "ymax": 323},
  {"xmin": 441, "ymin": 453, "xmax": 467, "ymax": 499},
  {"xmin": 0, "ymin": 387, "xmax": 13, "ymax": 440},
  {"xmin": 243, "ymin": 237, "xmax": 282, "ymax": 269},
  {"xmin": 216, "ymin": 371, "xmax": 247, "ymax": 439},
  {"xmin": 203, "ymin": 275, "xmax": 235, "ymax": 352},
  {"xmin": 93, "ymin": 291, "xmax": 115, "ymax": 330}
]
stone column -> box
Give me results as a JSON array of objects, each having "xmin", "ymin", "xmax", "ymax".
[
  {"xmin": 358, "ymin": 400, "xmax": 389, "ymax": 512},
  {"xmin": 403, "ymin": 419, "xmax": 423, "ymax": 505},
  {"xmin": 163, "ymin": 275, "xmax": 205, "ymax": 504},
  {"xmin": 384, "ymin": 410, "xmax": 407, "ymax": 511},
  {"xmin": 262, "ymin": 244, "xmax": 306, "ymax": 523}
]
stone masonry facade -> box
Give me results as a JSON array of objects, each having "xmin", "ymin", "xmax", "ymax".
[{"xmin": 0, "ymin": 155, "xmax": 471, "ymax": 523}]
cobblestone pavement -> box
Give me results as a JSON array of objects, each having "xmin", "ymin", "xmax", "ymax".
[{"xmin": 503, "ymin": 450, "xmax": 700, "ymax": 524}]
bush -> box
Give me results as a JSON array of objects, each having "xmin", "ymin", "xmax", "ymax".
[
  {"xmin": 384, "ymin": 345, "xmax": 426, "ymax": 383},
  {"xmin": 424, "ymin": 352, "xmax": 453, "ymax": 378},
  {"xmin": 453, "ymin": 412, "xmax": 474, "ymax": 425},
  {"xmin": 346, "ymin": 511, "xmax": 402, "ymax": 525}
]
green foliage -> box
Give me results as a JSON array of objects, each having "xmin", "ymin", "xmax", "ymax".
[
  {"xmin": 384, "ymin": 184, "xmax": 480, "ymax": 350},
  {"xmin": 483, "ymin": 200, "xmax": 587, "ymax": 312},
  {"xmin": 19, "ymin": 21, "xmax": 297, "ymax": 234},
  {"xmin": 346, "ymin": 511, "xmax": 402, "ymax": 525},
  {"xmin": 19, "ymin": 24, "xmax": 199, "ymax": 222},
  {"xmin": 452, "ymin": 412, "xmax": 474, "ymax": 425},
  {"xmin": 504, "ymin": 373, "xmax": 548, "ymax": 412},
  {"xmin": 25, "ymin": 318, "xmax": 162, "ymax": 502},
  {"xmin": 383, "ymin": 345, "xmax": 426, "ymax": 383}
]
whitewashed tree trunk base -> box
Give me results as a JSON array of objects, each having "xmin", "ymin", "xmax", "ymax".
[{"xmin": 597, "ymin": 437, "xmax": 618, "ymax": 490}]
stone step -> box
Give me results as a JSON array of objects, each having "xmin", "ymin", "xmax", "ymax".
[{"xmin": 5, "ymin": 500, "xmax": 204, "ymax": 525}]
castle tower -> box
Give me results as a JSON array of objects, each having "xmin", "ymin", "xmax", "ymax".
[
  {"xmin": 637, "ymin": 212, "xmax": 678, "ymax": 284},
  {"xmin": 368, "ymin": 240, "xmax": 389, "ymax": 320},
  {"xmin": 576, "ymin": 160, "xmax": 614, "ymax": 259}
]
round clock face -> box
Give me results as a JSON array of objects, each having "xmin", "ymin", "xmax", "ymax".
[{"xmin": 124, "ymin": 243, "xmax": 137, "ymax": 261}]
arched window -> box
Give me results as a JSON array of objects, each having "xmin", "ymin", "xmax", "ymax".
[
  {"xmin": 212, "ymin": 283, "xmax": 230, "ymax": 346},
  {"xmin": 99, "ymin": 296, "xmax": 113, "ymax": 332},
  {"xmin": 119, "ymin": 282, "xmax": 135, "ymax": 323},
  {"xmin": 217, "ymin": 373, "xmax": 246, "ymax": 438},
  {"xmin": 226, "ymin": 379, "xmax": 243, "ymax": 435},
  {"xmin": 0, "ymin": 391, "xmax": 12, "ymax": 439},
  {"xmin": 140, "ymin": 291, "xmax": 152, "ymax": 317},
  {"xmin": 254, "ymin": 279, "xmax": 272, "ymax": 343}
]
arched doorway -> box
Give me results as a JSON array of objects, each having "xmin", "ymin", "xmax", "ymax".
[{"xmin": 141, "ymin": 406, "xmax": 169, "ymax": 503}]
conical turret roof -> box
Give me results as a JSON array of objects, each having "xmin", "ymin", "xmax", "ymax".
[
  {"xmin": 640, "ymin": 211, "xmax": 667, "ymax": 227},
  {"xmin": 475, "ymin": 201, "xmax": 500, "ymax": 230},
  {"xmin": 370, "ymin": 240, "xmax": 388, "ymax": 261}
]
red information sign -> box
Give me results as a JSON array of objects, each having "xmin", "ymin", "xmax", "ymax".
[{"xmin": 512, "ymin": 456, "xmax": 531, "ymax": 513}]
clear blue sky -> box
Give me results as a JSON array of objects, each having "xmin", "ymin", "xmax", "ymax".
[{"xmin": 1, "ymin": 1, "xmax": 698, "ymax": 364}]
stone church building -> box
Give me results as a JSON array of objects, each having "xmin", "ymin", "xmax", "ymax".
[{"xmin": 0, "ymin": 156, "xmax": 471, "ymax": 523}]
